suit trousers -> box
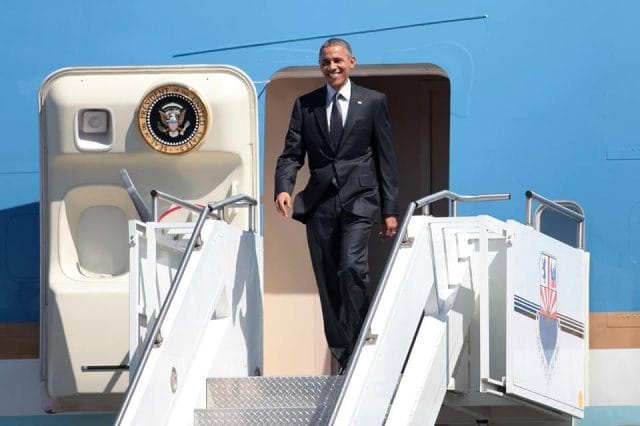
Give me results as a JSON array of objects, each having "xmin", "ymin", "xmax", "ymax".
[{"xmin": 305, "ymin": 186, "xmax": 374, "ymax": 368}]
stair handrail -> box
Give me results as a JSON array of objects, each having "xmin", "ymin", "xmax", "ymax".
[
  {"xmin": 152, "ymin": 189, "xmax": 258, "ymax": 232},
  {"xmin": 150, "ymin": 189, "xmax": 220, "ymax": 222},
  {"xmin": 115, "ymin": 192, "xmax": 257, "ymax": 425},
  {"xmin": 525, "ymin": 190, "xmax": 585, "ymax": 249},
  {"xmin": 328, "ymin": 190, "xmax": 510, "ymax": 425},
  {"xmin": 418, "ymin": 190, "xmax": 512, "ymax": 217}
]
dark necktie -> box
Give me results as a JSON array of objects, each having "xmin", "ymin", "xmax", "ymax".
[{"xmin": 329, "ymin": 93, "xmax": 343, "ymax": 149}]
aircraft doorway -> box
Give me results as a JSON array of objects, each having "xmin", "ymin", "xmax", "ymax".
[{"xmin": 263, "ymin": 65, "xmax": 450, "ymax": 375}]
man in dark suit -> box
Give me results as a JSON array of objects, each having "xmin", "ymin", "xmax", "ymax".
[{"xmin": 274, "ymin": 38, "xmax": 399, "ymax": 370}]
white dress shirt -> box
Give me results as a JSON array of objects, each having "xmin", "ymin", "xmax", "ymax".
[{"xmin": 326, "ymin": 80, "xmax": 351, "ymax": 130}]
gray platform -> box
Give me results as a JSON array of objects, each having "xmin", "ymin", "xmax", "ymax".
[{"xmin": 195, "ymin": 376, "xmax": 344, "ymax": 426}]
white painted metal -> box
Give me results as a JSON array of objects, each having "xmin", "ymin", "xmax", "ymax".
[
  {"xmin": 505, "ymin": 220, "xmax": 588, "ymax": 417},
  {"xmin": 386, "ymin": 216, "xmax": 506, "ymax": 425},
  {"xmin": 428, "ymin": 215, "xmax": 587, "ymax": 425},
  {"xmin": 433, "ymin": 218, "xmax": 506, "ymax": 378},
  {"xmin": 128, "ymin": 220, "xmax": 195, "ymax": 373},
  {"xmin": 127, "ymin": 208, "xmax": 584, "ymax": 425},
  {"xmin": 121, "ymin": 219, "xmax": 262, "ymax": 425},
  {"xmin": 123, "ymin": 203, "xmax": 587, "ymax": 424},
  {"xmin": 478, "ymin": 220, "xmax": 510, "ymax": 392},
  {"xmin": 331, "ymin": 214, "xmax": 508, "ymax": 425},
  {"xmin": 386, "ymin": 316, "xmax": 447, "ymax": 425}
]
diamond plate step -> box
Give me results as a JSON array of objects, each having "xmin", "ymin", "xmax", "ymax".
[
  {"xmin": 206, "ymin": 376, "xmax": 344, "ymax": 410},
  {"xmin": 194, "ymin": 407, "xmax": 332, "ymax": 426}
]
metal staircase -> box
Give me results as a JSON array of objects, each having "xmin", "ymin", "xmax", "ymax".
[
  {"xmin": 194, "ymin": 376, "xmax": 344, "ymax": 425},
  {"xmin": 115, "ymin": 190, "xmax": 588, "ymax": 426},
  {"xmin": 191, "ymin": 191, "xmax": 513, "ymax": 426}
]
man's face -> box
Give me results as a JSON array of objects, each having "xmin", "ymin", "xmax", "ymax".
[{"xmin": 319, "ymin": 45, "xmax": 356, "ymax": 91}]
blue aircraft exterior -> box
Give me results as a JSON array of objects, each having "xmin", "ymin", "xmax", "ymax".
[{"xmin": 2, "ymin": 1, "xmax": 639, "ymax": 424}]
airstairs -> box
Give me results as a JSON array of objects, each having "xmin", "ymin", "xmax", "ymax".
[{"xmin": 115, "ymin": 189, "xmax": 588, "ymax": 426}]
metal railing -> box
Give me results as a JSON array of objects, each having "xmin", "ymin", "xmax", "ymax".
[
  {"xmin": 525, "ymin": 190, "xmax": 585, "ymax": 249},
  {"xmin": 209, "ymin": 193, "xmax": 259, "ymax": 233},
  {"xmin": 115, "ymin": 192, "xmax": 257, "ymax": 425},
  {"xmin": 151, "ymin": 189, "xmax": 219, "ymax": 222},
  {"xmin": 419, "ymin": 190, "xmax": 511, "ymax": 217},
  {"xmin": 151, "ymin": 190, "xmax": 258, "ymax": 232},
  {"xmin": 328, "ymin": 190, "xmax": 510, "ymax": 424}
]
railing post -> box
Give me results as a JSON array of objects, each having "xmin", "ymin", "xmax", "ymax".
[
  {"xmin": 248, "ymin": 203, "xmax": 255, "ymax": 232},
  {"xmin": 525, "ymin": 191, "xmax": 533, "ymax": 226},
  {"xmin": 578, "ymin": 220, "xmax": 585, "ymax": 250},
  {"xmin": 524, "ymin": 190, "xmax": 585, "ymax": 249},
  {"xmin": 151, "ymin": 190, "xmax": 159, "ymax": 222}
]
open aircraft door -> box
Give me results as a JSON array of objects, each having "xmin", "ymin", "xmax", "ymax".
[{"xmin": 39, "ymin": 66, "xmax": 258, "ymax": 412}]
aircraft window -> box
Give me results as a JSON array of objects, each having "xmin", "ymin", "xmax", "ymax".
[{"xmin": 536, "ymin": 201, "xmax": 585, "ymax": 248}]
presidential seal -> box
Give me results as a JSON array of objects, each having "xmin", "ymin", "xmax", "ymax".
[{"xmin": 137, "ymin": 84, "xmax": 209, "ymax": 154}]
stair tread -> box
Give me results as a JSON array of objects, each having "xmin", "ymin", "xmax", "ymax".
[
  {"xmin": 194, "ymin": 407, "xmax": 331, "ymax": 426},
  {"xmin": 206, "ymin": 375, "xmax": 343, "ymax": 410}
]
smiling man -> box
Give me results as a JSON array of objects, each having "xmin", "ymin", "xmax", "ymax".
[{"xmin": 274, "ymin": 38, "xmax": 399, "ymax": 371}]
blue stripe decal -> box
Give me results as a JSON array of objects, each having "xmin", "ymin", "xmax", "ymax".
[{"xmin": 514, "ymin": 295, "xmax": 585, "ymax": 338}]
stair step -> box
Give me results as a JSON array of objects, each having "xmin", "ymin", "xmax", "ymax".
[
  {"xmin": 206, "ymin": 375, "xmax": 344, "ymax": 410},
  {"xmin": 194, "ymin": 407, "xmax": 332, "ymax": 426}
]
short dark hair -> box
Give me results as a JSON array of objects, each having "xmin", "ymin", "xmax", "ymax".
[{"xmin": 318, "ymin": 38, "xmax": 353, "ymax": 62}]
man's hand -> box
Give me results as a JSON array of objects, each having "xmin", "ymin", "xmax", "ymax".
[
  {"xmin": 379, "ymin": 215, "xmax": 398, "ymax": 240},
  {"xmin": 275, "ymin": 192, "xmax": 292, "ymax": 218}
]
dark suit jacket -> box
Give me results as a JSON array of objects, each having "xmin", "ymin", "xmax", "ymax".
[{"xmin": 275, "ymin": 82, "xmax": 399, "ymax": 223}]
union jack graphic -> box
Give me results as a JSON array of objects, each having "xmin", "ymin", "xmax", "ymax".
[{"xmin": 539, "ymin": 254, "xmax": 558, "ymax": 319}]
